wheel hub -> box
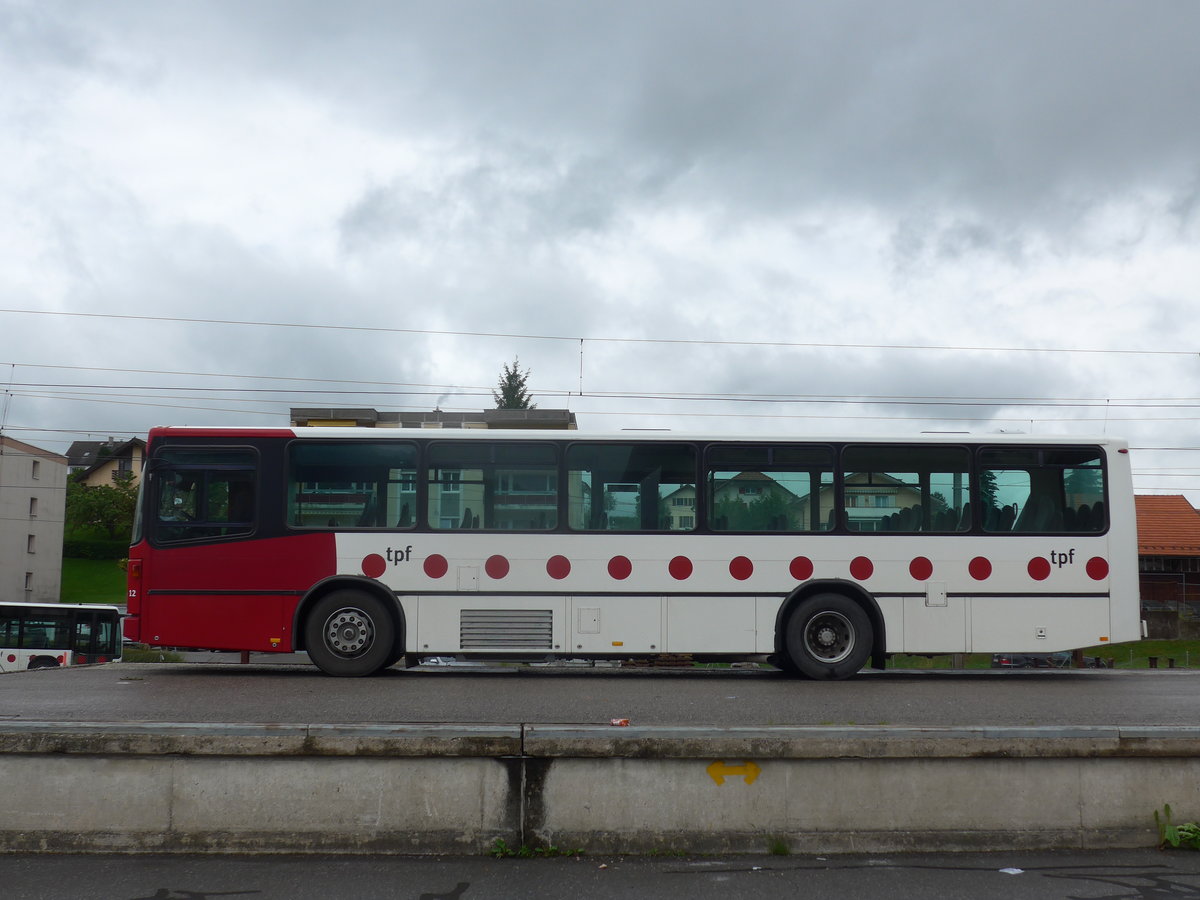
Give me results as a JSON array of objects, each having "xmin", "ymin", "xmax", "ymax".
[
  {"xmin": 324, "ymin": 608, "xmax": 374, "ymax": 656},
  {"xmin": 805, "ymin": 611, "xmax": 854, "ymax": 664},
  {"xmin": 814, "ymin": 625, "xmax": 838, "ymax": 648}
]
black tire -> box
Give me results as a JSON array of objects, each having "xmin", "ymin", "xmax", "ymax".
[
  {"xmin": 784, "ymin": 593, "xmax": 873, "ymax": 680},
  {"xmin": 27, "ymin": 656, "xmax": 59, "ymax": 670},
  {"xmin": 304, "ymin": 590, "xmax": 397, "ymax": 677}
]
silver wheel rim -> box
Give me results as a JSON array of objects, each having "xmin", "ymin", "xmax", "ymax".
[
  {"xmin": 323, "ymin": 606, "xmax": 375, "ymax": 657},
  {"xmin": 804, "ymin": 611, "xmax": 854, "ymax": 664}
]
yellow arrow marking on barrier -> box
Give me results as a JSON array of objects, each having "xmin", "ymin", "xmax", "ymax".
[{"xmin": 707, "ymin": 760, "xmax": 761, "ymax": 785}]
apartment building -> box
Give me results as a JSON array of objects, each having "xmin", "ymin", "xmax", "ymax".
[{"xmin": 0, "ymin": 436, "xmax": 67, "ymax": 603}]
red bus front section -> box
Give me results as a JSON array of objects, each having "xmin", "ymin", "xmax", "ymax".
[{"xmin": 124, "ymin": 533, "xmax": 336, "ymax": 652}]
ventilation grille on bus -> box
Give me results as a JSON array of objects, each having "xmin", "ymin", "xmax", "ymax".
[{"xmin": 460, "ymin": 609, "xmax": 554, "ymax": 649}]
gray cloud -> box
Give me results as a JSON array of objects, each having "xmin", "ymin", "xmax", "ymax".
[{"xmin": 3, "ymin": 0, "xmax": 1199, "ymax": 498}]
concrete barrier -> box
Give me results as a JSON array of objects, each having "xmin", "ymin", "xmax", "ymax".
[{"xmin": 2, "ymin": 722, "xmax": 1198, "ymax": 854}]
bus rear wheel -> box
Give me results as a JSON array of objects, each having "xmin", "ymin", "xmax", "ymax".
[
  {"xmin": 785, "ymin": 593, "xmax": 872, "ymax": 680},
  {"xmin": 304, "ymin": 590, "xmax": 397, "ymax": 677}
]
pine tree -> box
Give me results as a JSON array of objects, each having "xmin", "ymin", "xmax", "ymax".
[{"xmin": 493, "ymin": 357, "xmax": 536, "ymax": 409}]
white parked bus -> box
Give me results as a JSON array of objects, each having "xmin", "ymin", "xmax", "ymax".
[
  {"xmin": 0, "ymin": 602, "xmax": 123, "ymax": 672},
  {"xmin": 123, "ymin": 428, "xmax": 1141, "ymax": 679}
]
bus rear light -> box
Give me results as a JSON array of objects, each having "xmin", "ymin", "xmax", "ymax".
[{"xmin": 128, "ymin": 559, "xmax": 142, "ymax": 579}]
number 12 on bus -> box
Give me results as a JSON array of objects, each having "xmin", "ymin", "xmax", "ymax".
[{"xmin": 123, "ymin": 428, "xmax": 1140, "ymax": 679}]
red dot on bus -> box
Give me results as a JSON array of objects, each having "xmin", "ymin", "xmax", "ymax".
[
  {"xmin": 969, "ymin": 557, "xmax": 992, "ymax": 580},
  {"xmin": 485, "ymin": 555, "xmax": 510, "ymax": 579},
  {"xmin": 850, "ymin": 556, "xmax": 874, "ymax": 580},
  {"xmin": 608, "ymin": 556, "xmax": 633, "ymax": 580},
  {"xmin": 1028, "ymin": 557, "xmax": 1051, "ymax": 581},
  {"xmin": 789, "ymin": 556, "xmax": 814, "ymax": 580},
  {"xmin": 669, "ymin": 556, "xmax": 693, "ymax": 580},
  {"xmin": 361, "ymin": 554, "xmax": 386, "ymax": 579},
  {"xmin": 1087, "ymin": 557, "xmax": 1110, "ymax": 580},
  {"xmin": 547, "ymin": 555, "xmax": 571, "ymax": 580},
  {"xmin": 423, "ymin": 554, "xmax": 449, "ymax": 579},
  {"xmin": 729, "ymin": 556, "xmax": 754, "ymax": 581},
  {"xmin": 909, "ymin": 557, "xmax": 934, "ymax": 581},
  {"xmin": 5, "ymin": 654, "xmax": 14, "ymax": 664}
]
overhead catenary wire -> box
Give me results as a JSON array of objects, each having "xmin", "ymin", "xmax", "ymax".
[
  {"xmin": 3, "ymin": 317, "xmax": 1199, "ymax": 493},
  {"xmin": 2, "ymin": 307, "xmax": 1198, "ymax": 358},
  {"xmin": 8, "ymin": 363, "xmax": 1200, "ymax": 408}
]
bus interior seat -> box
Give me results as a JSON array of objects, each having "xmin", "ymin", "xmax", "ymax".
[
  {"xmin": 1075, "ymin": 504, "xmax": 1091, "ymax": 530},
  {"xmin": 356, "ymin": 498, "xmax": 378, "ymax": 527},
  {"xmin": 1014, "ymin": 497, "xmax": 1042, "ymax": 532},
  {"xmin": 997, "ymin": 504, "xmax": 1016, "ymax": 531},
  {"xmin": 958, "ymin": 501, "xmax": 972, "ymax": 531}
]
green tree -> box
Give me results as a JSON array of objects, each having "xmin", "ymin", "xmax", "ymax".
[
  {"xmin": 493, "ymin": 357, "xmax": 536, "ymax": 409},
  {"xmin": 66, "ymin": 471, "xmax": 139, "ymax": 539}
]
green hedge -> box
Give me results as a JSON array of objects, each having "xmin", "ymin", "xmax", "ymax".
[{"xmin": 63, "ymin": 538, "xmax": 130, "ymax": 560}]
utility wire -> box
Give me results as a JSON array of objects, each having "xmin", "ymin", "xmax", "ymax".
[
  {"xmin": 2, "ymin": 308, "xmax": 1197, "ymax": 357},
  {"xmin": 9, "ymin": 363, "xmax": 1200, "ymax": 407}
]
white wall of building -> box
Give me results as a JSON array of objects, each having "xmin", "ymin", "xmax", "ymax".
[{"xmin": 0, "ymin": 437, "xmax": 67, "ymax": 603}]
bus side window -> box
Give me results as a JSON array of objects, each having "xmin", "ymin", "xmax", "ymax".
[
  {"xmin": 426, "ymin": 442, "xmax": 558, "ymax": 531},
  {"xmin": 980, "ymin": 447, "xmax": 1106, "ymax": 534},
  {"xmin": 567, "ymin": 443, "xmax": 696, "ymax": 532},
  {"xmin": 705, "ymin": 444, "xmax": 834, "ymax": 532},
  {"xmin": 842, "ymin": 445, "xmax": 970, "ymax": 534},
  {"xmin": 287, "ymin": 442, "xmax": 417, "ymax": 530}
]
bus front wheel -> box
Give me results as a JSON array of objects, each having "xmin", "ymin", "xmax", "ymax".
[
  {"xmin": 785, "ymin": 593, "xmax": 872, "ymax": 680},
  {"xmin": 304, "ymin": 590, "xmax": 397, "ymax": 677}
]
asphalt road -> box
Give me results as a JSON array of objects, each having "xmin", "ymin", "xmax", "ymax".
[
  {"xmin": 2, "ymin": 659, "xmax": 1199, "ymax": 726},
  {"xmin": 3, "ymin": 850, "xmax": 1200, "ymax": 900}
]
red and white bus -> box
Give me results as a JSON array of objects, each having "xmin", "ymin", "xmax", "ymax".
[
  {"xmin": 1, "ymin": 602, "xmax": 122, "ymax": 673},
  {"xmin": 123, "ymin": 427, "xmax": 1140, "ymax": 678}
]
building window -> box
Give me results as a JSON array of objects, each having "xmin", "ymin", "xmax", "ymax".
[
  {"xmin": 29, "ymin": 497, "xmax": 38, "ymax": 518},
  {"xmin": 27, "ymin": 534, "xmax": 35, "ymax": 554},
  {"xmin": 31, "ymin": 459, "xmax": 40, "ymax": 480},
  {"xmin": 24, "ymin": 572, "xmax": 33, "ymax": 592}
]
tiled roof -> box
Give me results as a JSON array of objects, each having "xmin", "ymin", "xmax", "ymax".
[
  {"xmin": 66, "ymin": 438, "xmax": 145, "ymax": 469},
  {"xmin": 1135, "ymin": 495, "xmax": 1200, "ymax": 557}
]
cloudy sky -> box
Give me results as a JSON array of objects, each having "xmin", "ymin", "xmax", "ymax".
[{"xmin": 2, "ymin": 0, "xmax": 1199, "ymax": 500}]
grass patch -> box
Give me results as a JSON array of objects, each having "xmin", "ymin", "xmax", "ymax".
[
  {"xmin": 60, "ymin": 557, "xmax": 126, "ymax": 605},
  {"xmin": 489, "ymin": 839, "xmax": 583, "ymax": 859},
  {"xmin": 121, "ymin": 645, "xmax": 184, "ymax": 663},
  {"xmin": 887, "ymin": 654, "xmax": 993, "ymax": 669},
  {"xmin": 886, "ymin": 641, "xmax": 1200, "ymax": 670},
  {"xmin": 1081, "ymin": 640, "xmax": 1200, "ymax": 669}
]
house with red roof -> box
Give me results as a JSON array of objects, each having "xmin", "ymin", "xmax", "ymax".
[{"xmin": 1135, "ymin": 495, "xmax": 1200, "ymax": 638}]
